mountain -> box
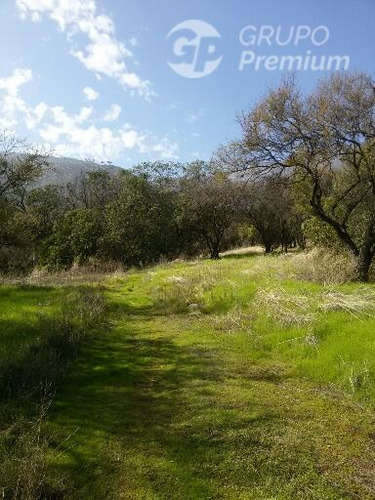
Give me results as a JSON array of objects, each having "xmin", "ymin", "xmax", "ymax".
[{"xmin": 36, "ymin": 156, "xmax": 124, "ymax": 186}]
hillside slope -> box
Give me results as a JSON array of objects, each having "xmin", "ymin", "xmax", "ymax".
[{"xmin": 36, "ymin": 156, "xmax": 124, "ymax": 186}]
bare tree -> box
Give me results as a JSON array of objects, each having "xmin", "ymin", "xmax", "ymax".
[
  {"xmin": 220, "ymin": 73, "xmax": 375, "ymax": 281},
  {"xmin": 0, "ymin": 132, "xmax": 49, "ymax": 271},
  {"xmin": 0, "ymin": 132, "xmax": 49, "ymax": 210}
]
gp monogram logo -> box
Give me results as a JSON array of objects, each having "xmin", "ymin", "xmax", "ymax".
[{"xmin": 166, "ymin": 20, "xmax": 223, "ymax": 78}]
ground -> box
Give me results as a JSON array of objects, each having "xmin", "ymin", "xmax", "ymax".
[{"xmin": 2, "ymin": 251, "xmax": 375, "ymax": 499}]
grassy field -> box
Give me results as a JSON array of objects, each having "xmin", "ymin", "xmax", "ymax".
[
  {"xmin": 0, "ymin": 283, "xmax": 106, "ymax": 498},
  {"xmin": 2, "ymin": 251, "xmax": 375, "ymax": 499}
]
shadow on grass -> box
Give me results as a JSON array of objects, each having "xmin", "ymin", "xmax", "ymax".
[
  {"xmin": 46, "ymin": 303, "xmax": 314, "ymax": 500},
  {"xmin": 0, "ymin": 285, "xmax": 70, "ymax": 363},
  {"xmin": 0, "ymin": 317, "xmax": 44, "ymax": 362},
  {"xmin": 45, "ymin": 285, "xmax": 349, "ymax": 500},
  {"xmin": 47, "ymin": 318, "xmax": 229, "ymax": 498},
  {"xmin": 1, "ymin": 275, "xmax": 369, "ymax": 499}
]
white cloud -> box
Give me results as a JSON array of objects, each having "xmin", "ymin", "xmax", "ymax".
[
  {"xmin": 103, "ymin": 104, "xmax": 121, "ymax": 122},
  {"xmin": 0, "ymin": 68, "xmax": 177, "ymax": 162},
  {"xmin": 39, "ymin": 114, "xmax": 179, "ymax": 160},
  {"xmin": 77, "ymin": 106, "xmax": 93, "ymax": 122},
  {"xmin": 16, "ymin": 0, "xmax": 153, "ymax": 98},
  {"xmin": 0, "ymin": 68, "xmax": 49, "ymax": 130},
  {"xmin": 83, "ymin": 86, "xmax": 99, "ymax": 101},
  {"xmin": 121, "ymin": 129, "xmax": 139, "ymax": 148},
  {"xmin": 148, "ymin": 137, "xmax": 178, "ymax": 160},
  {"xmin": 168, "ymin": 101, "xmax": 183, "ymax": 110},
  {"xmin": 0, "ymin": 68, "xmax": 33, "ymax": 96},
  {"xmin": 24, "ymin": 102, "xmax": 49, "ymax": 129}
]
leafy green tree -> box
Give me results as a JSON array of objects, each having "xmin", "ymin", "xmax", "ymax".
[
  {"xmin": 179, "ymin": 166, "xmax": 240, "ymax": 259},
  {"xmin": 103, "ymin": 173, "xmax": 181, "ymax": 266},
  {"xmin": 27, "ymin": 185, "xmax": 66, "ymax": 240},
  {"xmin": 65, "ymin": 170, "xmax": 119, "ymax": 209},
  {"xmin": 40, "ymin": 208, "xmax": 103, "ymax": 269}
]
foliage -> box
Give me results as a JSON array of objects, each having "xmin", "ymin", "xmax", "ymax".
[
  {"xmin": 179, "ymin": 166, "xmax": 241, "ymax": 258},
  {"xmin": 3, "ymin": 72, "xmax": 375, "ymax": 281},
  {"xmin": 222, "ymin": 72, "xmax": 375, "ymax": 281}
]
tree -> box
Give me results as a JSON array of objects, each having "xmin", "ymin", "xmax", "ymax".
[
  {"xmin": 224, "ymin": 73, "xmax": 375, "ymax": 281},
  {"xmin": 64, "ymin": 170, "xmax": 119, "ymax": 210},
  {"xmin": 180, "ymin": 164, "xmax": 240, "ymax": 259},
  {"xmin": 27, "ymin": 185, "xmax": 66, "ymax": 240},
  {"xmin": 132, "ymin": 160, "xmax": 186, "ymax": 187},
  {"xmin": 0, "ymin": 132, "xmax": 48, "ymax": 209},
  {"xmin": 40, "ymin": 208, "xmax": 104, "ymax": 269},
  {"xmin": 0, "ymin": 132, "xmax": 48, "ymax": 272},
  {"xmin": 102, "ymin": 172, "xmax": 181, "ymax": 266},
  {"xmin": 239, "ymin": 177, "xmax": 303, "ymax": 253}
]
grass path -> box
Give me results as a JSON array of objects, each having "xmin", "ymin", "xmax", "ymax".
[{"xmin": 46, "ymin": 262, "xmax": 375, "ymax": 499}]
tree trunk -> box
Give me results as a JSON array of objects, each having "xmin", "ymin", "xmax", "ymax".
[
  {"xmin": 311, "ymin": 196, "xmax": 374, "ymax": 282},
  {"xmin": 210, "ymin": 248, "xmax": 220, "ymax": 259},
  {"xmin": 352, "ymin": 249, "xmax": 372, "ymax": 282},
  {"xmin": 264, "ymin": 242, "xmax": 273, "ymax": 254}
]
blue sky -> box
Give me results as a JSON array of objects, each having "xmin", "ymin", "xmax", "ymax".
[{"xmin": 0, "ymin": 0, "xmax": 374, "ymax": 168}]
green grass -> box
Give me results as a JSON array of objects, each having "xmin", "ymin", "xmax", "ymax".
[
  {"xmin": 0, "ymin": 285, "xmax": 69, "ymax": 360},
  {"xmin": 3, "ymin": 252, "xmax": 375, "ymax": 498},
  {"xmin": 0, "ymin": 284, "xmax": 106, "ymax": 498}
]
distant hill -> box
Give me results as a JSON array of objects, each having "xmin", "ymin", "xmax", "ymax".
[{"xmin": 36, "ymin": 156, "xmax": 124, "ymax": 186}]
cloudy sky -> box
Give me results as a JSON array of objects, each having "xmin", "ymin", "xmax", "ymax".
[{"xmin": 0, "ymin": 0, "xmax": 374, "ymax": 167}]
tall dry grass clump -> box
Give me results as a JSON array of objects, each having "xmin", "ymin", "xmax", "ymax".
[
  {"xmin": 153, "ymin": 265, "xmax": 222, "ymax": 314},
  {"xmin": 287, "ymin": 248, "xmax": 355, "ymax": 284},
  {"xmin": 254, "ymin": 285, "xmax": 375, "ymax": 330}
]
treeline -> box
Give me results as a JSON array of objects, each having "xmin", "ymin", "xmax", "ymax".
[
  {"xmin": 2, "ymin": 71, "xmax": 375, "ymax": 281},
  {"xmin": 0, "ymin": 154, "xmax": 304, "ymax": 273}
]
